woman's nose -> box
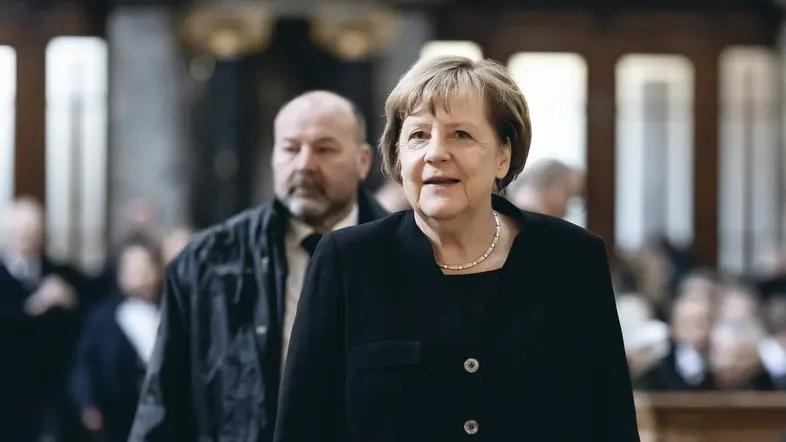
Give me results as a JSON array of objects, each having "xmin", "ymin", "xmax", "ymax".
[{"xmin": 424, "ymin": 137, "xmax": 450, "ymax": 163}]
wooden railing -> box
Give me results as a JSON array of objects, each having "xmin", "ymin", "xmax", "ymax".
[{"xmin": 635, "ymin": 392, "xmax": 786, "ymax": 442}]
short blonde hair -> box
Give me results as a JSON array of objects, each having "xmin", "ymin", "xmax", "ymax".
[{"xmin": 379, "ymin": 55, "xmax": 532, "ymax": 191}]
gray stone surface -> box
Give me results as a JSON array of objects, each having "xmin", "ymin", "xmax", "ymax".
[{"xmin": 107, "ymin": 6, "xmax": 192, "ymax": 245}]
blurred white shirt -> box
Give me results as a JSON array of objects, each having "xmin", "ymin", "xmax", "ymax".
[
  {"xmin": 281, "ymin": 205, "xmax": 358, "ymax": 368},
  {"xmin": 116, "ymin": 297, "xmax": 161, "ymax": 366}
]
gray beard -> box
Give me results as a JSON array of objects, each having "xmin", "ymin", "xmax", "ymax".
[{"xmin": 283, "ymin": 197, "xmax": 333, "ymax": 227}]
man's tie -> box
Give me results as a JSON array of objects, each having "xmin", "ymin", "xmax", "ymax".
[{"xmin": 301, "ymin": 233, "xmax": 323, "ymax": 258}]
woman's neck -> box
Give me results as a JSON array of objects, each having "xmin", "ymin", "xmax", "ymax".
[{"xmin": 415, "ymin": 204, "xmax": 498, "ymax": 265}]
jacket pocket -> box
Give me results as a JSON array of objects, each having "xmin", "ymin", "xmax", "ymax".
[{"xmin": 346, "ymin": 340, "xmax": 421, "ymax": 437}]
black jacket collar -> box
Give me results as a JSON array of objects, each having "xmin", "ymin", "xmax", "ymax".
[
  {"xmin": 396, "ymin": 194, "xmax": 536, "ymax": 280},
  {"xmin": 267, "ymin": 188, "xmax": 388, "ymax": 237}
]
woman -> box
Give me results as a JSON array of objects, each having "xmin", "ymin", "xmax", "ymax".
[
  {"xmin": 70, "ymin": 239, "xmax": 163, "ymax": 442},
  {"xmin": 275, "ymin": 56, "xmax": 639, "ymax": 441}
]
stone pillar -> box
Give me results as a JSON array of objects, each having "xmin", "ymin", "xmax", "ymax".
[
  {"xmin": 107, "ymin": 7, "xmax": 192, "ymax": 244},
  {"xmin": 374, "ymin": 8, "xmax": 433, "ymax": 124}
]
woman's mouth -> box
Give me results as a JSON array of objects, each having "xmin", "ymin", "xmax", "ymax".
[{"xmin": 423, "ymin": 177, "xmax": 461, "ymax": 186}]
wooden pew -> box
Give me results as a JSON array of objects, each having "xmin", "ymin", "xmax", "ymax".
[{"xmin": 635, "ymin": 392, "xmax": 786, "ymax": 442}]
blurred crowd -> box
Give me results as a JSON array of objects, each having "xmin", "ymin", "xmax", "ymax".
[
  {"xmin": 615, "ymin": 239, "xmax": 786, "ymax": 392},
  {"xmin": 2, "ymin": 154, "xmax": 784, "ymax": 441},
  {"xmin": 0, "ymin": 197, "xmax": 191, "ymax": 442}
]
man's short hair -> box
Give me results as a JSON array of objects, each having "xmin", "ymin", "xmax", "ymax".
[
  {"xmin": 512, "ymin": 158, "xmax": 573, "ymax": 193},
  {"xmin": 281, "ymin": 90, "xmax": 367, "ymax": 145}
]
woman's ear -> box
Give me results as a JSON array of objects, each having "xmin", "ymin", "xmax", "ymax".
[{"xmin": 496, "ymin": 137, "xmax": 512, "ymax": 180}]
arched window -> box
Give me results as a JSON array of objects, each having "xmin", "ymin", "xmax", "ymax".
[
  {"xmin": 0, "ymin": 46, "xmax": 15, "ymax": 214},
  {"xmin": 615, "ymin": 54, "xmax": 695, "ymax": 253},
  {"xmin": 718, "ymin": 46, "xmax": 781, "ymax": 275},
  {"xmin": 507, "ymin": 52, "xmax": 588, "ymax": 226}
]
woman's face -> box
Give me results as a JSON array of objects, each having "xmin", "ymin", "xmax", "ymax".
[
  {"xmin": 398, "ymin": 94, "xmax": 510, "ymax": 220},
  {"xmin": 118, "ymin": 246, "xmax": 161, "ymax": 301}
]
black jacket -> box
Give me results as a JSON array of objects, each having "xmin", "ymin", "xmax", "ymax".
[
  {"xmin": 275, "ymin": 195, "xmax": 640, "ymax": 442},
  {"xmin": 0, "ymin": 256, "xmax": 89, "ymax": 442},
  {"xmin": 129, "ymin": 191, "xmax": 387, "ymax": 442},
  {"xmin": 70, "ymin": 295, "xmax": 150, "ymax": 442}
]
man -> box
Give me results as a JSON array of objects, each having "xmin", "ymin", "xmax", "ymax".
[
  {"xmin": 129, "ymin": 91, "xmax": 387, "ymax": 442},
  {"xmin": 0, "ymin": 197, "xmax": 87, "ymax": 442},
  {"xmin": 506, "ymin": 158, "xmax": 583, "ymax": 219}
]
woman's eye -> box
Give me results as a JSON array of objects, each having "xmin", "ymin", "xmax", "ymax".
[
  {"xmin": 455, "ymin": 130, "xmax": 471, "ymax": 139},
  {"xmin": 409, "ymin": 130, "xmax": 427, "ymax": 140}
]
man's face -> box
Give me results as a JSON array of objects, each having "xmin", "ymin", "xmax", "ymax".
[
  {"xmin": 271, "ymin": 96, "xmax": 371, "ymax": 228},
  {"xmin": 5, "ymin": 203, "xmax": 44, "ymax": 257},
  {"xmin": 710, "ymin": 327, "xmax": 762, "ymax": 389},
  {"xmin": 671, "ymin": 296, "xmax": 714, "ymax": 351}
]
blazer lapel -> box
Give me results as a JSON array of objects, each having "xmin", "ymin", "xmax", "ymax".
[{"xmin": 393, "ymin": 211, "xmax": 447, "ymax": 336}]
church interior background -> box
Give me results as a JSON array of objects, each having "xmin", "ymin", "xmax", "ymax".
[{"xmin": 2, "ymin": 0, "xmax": 786, "ymax": 439}]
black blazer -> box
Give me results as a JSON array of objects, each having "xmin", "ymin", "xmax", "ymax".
[{"xmin": 275, "ymin": 195, "xmax": 639, "ymax": 442}]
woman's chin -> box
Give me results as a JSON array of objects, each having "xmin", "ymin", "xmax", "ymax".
[{"xmin": 418, "ymin": 198, "xmax": 466, "ymax": 220}]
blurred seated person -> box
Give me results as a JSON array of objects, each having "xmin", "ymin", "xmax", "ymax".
[
  {"xmin": 636, "ymin": 238, "xmax": 697, "ymax": 321},
  {"xmin": 753, "ymin": 246, "xmax": 786, "ymax": 299},
  {"xmin": 716, "ymin": 282, "xmax": 761, "ymax": 323},
  {"xmin": 758, "ymin": 295, "xmax": 786, "ymax": 389},
  {"xmin": 0, "ymin": 197, "xmax": 87, "ymax": 442},
  {"xmin": 616, "ymin": 294, "xmax": 669, "ymax": 386},
  {"xmin": 611, "ymin": 256, "xmax": 640, "ymax": 295},
  {"xmin": 638, "ymin": 272, "xmax": 718, "ymax": 390},
  {"xmin": 374, "ymin": 177, "xmax": 411, "ymax": 212},
  {"xmin": 93, "ymin": 198, "xmax": 160, "ymax": 297},
  {"xmin": 70, "ymin": 239, "xmax": 163, "ymax": 442},
  {"xmin": 709, "ymin": 317, "xmax": 774, "ymax": 391},
  {"xmin": 504, "ymin": 158, "xmax": 582, "ymax": 219},
  {"xmin": 161, "ymin": 226, "xmax": 192, "ymax": 264}
]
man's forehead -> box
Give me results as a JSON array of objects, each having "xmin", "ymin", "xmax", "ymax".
[
  {"xmin": 275, "ymin": 105, "xmax": 355, "ymax": 140},
  {"xmin": 7, "ymin": 203, "xmax": 42, "ymax": 222}
]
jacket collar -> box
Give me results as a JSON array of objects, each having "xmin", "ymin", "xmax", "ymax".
[
  {"xmin": 269, "ymin": 188, "xmax": 387, "ymax": 231},
  {"xmin": 256, "ymin": 187, "xmax": 388, "ymax": 248},
  {"xmin": 396, "ymin": 194, "xmax": 536, "ymax": 280}
]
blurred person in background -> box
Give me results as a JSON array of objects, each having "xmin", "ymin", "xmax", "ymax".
[
  {"xmin": 754, "ymin": 246, "xmax": 786, "ymax": 299},
  {"xmin": 70, "ymin": 239, "xmax": 163, "ymax": 442},
  {"xmin": 636, "ymin": 237, "xmax": 697, "ymax": 321},
  {"xmin": 125, "ymin": 199, "xmax": 158, "ymax": 243},
  {"xmin": 759, "ymin": 295, "xmax": 786, "ymax": 389},
  {"xmin": 129, "ymin": 91, "xmax": 387, "ymax": 442},
  {"xmin": 616, "ymin": 294, "xmax": 669, "ymax": 386},
  {"xmin": 716, "ymin": 282, "xmax": 761, "ymax": 323},
  {"xmin": 638, "ymin": 272, "xmax": 718, "ymax": 390},
  {"xmin": 94, "ymin": 198, "xmax": 161, "ymax": 299},
  {"xmin": 374, "ymin": 176, "xmax": 411, "ymax": 212},
  {"xmin": 504, "ymin": 158, "xmax": 582, "ymax": 219},
  {"xmin": 0, "ymin": 197, "xmax": 89, "ymax": 442},
  {"xmin": 709, "ymin": 317, "xmax": 774, "ymax": 391}
]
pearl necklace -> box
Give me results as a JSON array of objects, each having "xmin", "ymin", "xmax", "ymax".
[{"xmin": 436, "ymin": 212, "xmax": 501, "ymax": 271}]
